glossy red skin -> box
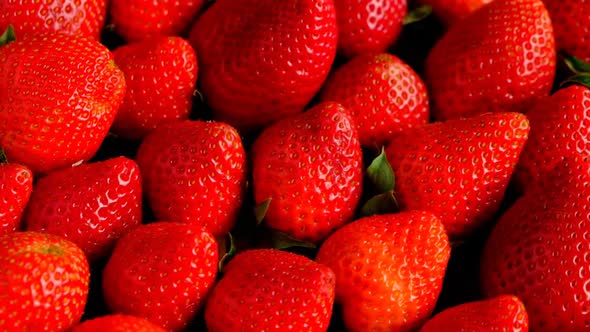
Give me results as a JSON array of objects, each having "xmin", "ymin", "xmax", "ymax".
[
  {"xmin": 0, "ymin": 0, "xmax": 107, "ymax": 40},
  {"xmin": 419, "ymin": 295, "xmax": 529, "ymax": 331},
  {"xmin": 25, "ymin": 157, "xmax": 142, "ymax": 261},
  {"xmin": 425, "ymin": 0, "xmax": 555, "ymax": 121},
  {"xmin": 102, "ymin": 222, "xmax": 218, "ymax": 332},
  {"xmin": 189, "ymin": 0, "xmax": 338, "ymax": 132},
  {"xmin": 72, "ymin": 314, "xmax": 166, "ymax": 332},
  {"xmin": 335, "ymin": 0, "xmax": 407, "ymax": 58},
  {"xmin": 385, "ymin": 112, "xmax": 529, "ymax": 238},
  {"xmin": 0, "ymin": 33, "xmax": 126, "ymax": 174},
  {"xmin": 320, "ymin": 53, "xmax": 429, "ymax": 149},
  {"xmin": 205, "ymin": 249, "xmax": 335, "ymax": 332},
  {"xmin": 543, "ymin": 0, "xmax": 590, "ymax": 62},
  {"xmin": 0, "ymin": 232, "xmax": 90, "ymax": 332},
  {"xmin": 481, "ymin": 156, "xmax": 590, "ymax": 332},
  {"xmin": 136, "ymin": 121, "xmax": 246, "ymax": 237},
  {"xmin": 112, "ymin": 36, "xmax": 198, "ymax": 140},
  {"xmin": 316, "ymin": 211, "xmax": 450, "ymax": 332},
  {"xmin": 417, "ymin": 0, "xmax": 493, "ymax": 25},
  {"xmin": 0, "ymin": 163, "xmax": 33, "ymax": 235},
  {"xmin": 251, "ymin": 102, "xmax": 363, "ymax": 242},
  {"xmin": 110, "ymin": 0, "xmax": 206, "ymax": 41}
]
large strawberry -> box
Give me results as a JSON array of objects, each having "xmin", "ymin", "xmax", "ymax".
[
  {"xmin": 251, "ymin": 102, "xmax": 362, "ymax": 242},
  {"xmin": 0, "ymin": 0, "xmax": 107, "ymax": 40},
  {"xmin": 102, "ymin": 222, "xmax": 218, "ymax": 331},
  {"xmin": 417, "ymin": 0, "xmax": 493, "ymax": 25},
  {"xmin": 0, "ymin": 232, "xmax": 90, "ymax": 332},
  {"xmin": 316, "ymin": 211, "xmax": 450, "ymax": 332},
  {"xmin": 425, "ymin": 0, "xmax": 555, "ymax": 121},
  {"xmin": 189, "ymin": 0, "xmax": 337, "ymax": 131},
  {"xmin": 24, "ymin": 157, "xmax": 142, "ymax": 261},
  {"xmin": 205, "ymin": 249, "xmax": 335, "ymax": 332},
  {"xmin": 72, "ymin": 314, "xmax": 166, "ymax": 332},
  {"xmin": 385, "ymin": 112, "xmax": 529, "ymax": 238},
  {"xmin": 111, "ymin": 36, "xmax": 198, "ymax": 140},
  {"xmin": 320, "ymin": 53, "xmax": 429, "ymax": 149},
  {"xmin": 0, "ymin": 151, "xmax": 33, "ymax": 235},
  {"xmin": 136, "ymin": 121, "xmax": 246, "ymax": 237},
  {"xmin": 0, "ymin": 33, "xmax": 126, "ymax": 174},
  {"xmin": 543, "ymin": 0, "xmax": 590, "ymax": 62}
]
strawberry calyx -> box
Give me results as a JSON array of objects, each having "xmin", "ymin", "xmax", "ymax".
[
  {"xmin": 0, "ymin": 148, "xmax": 7, "ymax": 164},
  {"xmin": 361, "ymin": 147, "xmax": 399, "ymax": 216},
  {"xmin": 403, "ymin": 5, "xmax": 433, "ymax": 25},
  {"xmin": 561, "ymin": 53, "xmax": 590, "ymax": 89},
  {"xmin": 254, "ymin": 198, "xmax": 272, "ymax": 225},
  {"xmin": 0, "ymin": 25, "xmax": 16, "ymax": 47},
  {"xmin": 218, "ymin": 232, "xmax": 236, "ymax": 272},
  {"xmin": 270, "ymin": 231, "xmax": 316, "ymax": 250}
]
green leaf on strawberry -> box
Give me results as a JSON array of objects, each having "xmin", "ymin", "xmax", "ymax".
[
  {"xmin": 254, "ymin": 198, "xmax": 272, "ymax": 225},
  {"xmin": 0, "ymin": 148, "xmax": 7, "ymax": 164},
  {"xmin": 561, "ymin": 74, "xmax": 590, "ymax": 89},
  {"xmin": 270, "ymin": 231, "xmax": 316, "ymax": 250},
  {"xmin": 367, "ymin": 147, "xmax": 395, "ymax": 192},
  {"xmin": 563, "ymin": 53, "xmax": 590, "ymax": 74},
  {"xmin": 360, "ymin": 191, "xmax": 398, "ymax": 217},
  {"xmin": 218, "ymin": 232, "xmax": 236, "ymax": 272},
  {"xmin": 403, "ymin": 5, "xmax": 433, "ymax": 25},
  {"xmin": 0, "ymin": 25, "xmax": 16, "ymax": 47}
]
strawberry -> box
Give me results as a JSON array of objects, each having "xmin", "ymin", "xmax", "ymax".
[
  {"xmin": 102, "ymin": 222, "xmax": 218, "ymax": 331},
  {"xmin": 189, "ymin": 0, "xmax": 337, "ymax": 131},
  {"xmin": 0, "ymin": 0, "xmax": 107, "ymax": 40},
  {"xmin": 316, "ymin": 211, "xmax": 450, "ymax": 332},
  {"xmin": 72, "ymin": 314, "xmax": 166, "ymax": 332},
  {"xmin": 543, "ymin": 0, "xmax": 590, "ymax": 62},
  {"xmin": 419, "ymin": 295, "xmax": 529, "ymax": 332},
  {"xmin": 136, "ymin": 121, "xmax": 246, "ymax": 237},
  {"xmin": 0, "ymin": 33, "xmax": 126, "ymax": 174},
  {"xmin": 0, "ymin": 152, "xmax": 33, "ymax": 235},
  {"xmin": 205, "ymin": 249, "xmax": 335, "ymax": 332},
  {"xmin": 320, "ymin": 53, "xmax": 429, "ymax": 149},
  {"xmin": 24, "ymin": 157, "xmax": 142, "ymax": 261},
  {"xmin": 425, "ymin": 0, "xmax": 555, "ymax": 121},
  {"xmin": 385, "ymin": 112, "xmax": 529, "ymax": 238},
  {"xmin": 0, "ymin": 232, "xmax": 89, "ymax": 332},
  {"xmin": 417, "ymin": 0, "xmax": 493, "ymax": 25},
  {"xmin": 334, "ymin": 0, "xmax": 407, "ymax": 58},
  {"xmin": 110, "ymin": 0, "xmax": 206, "ymax": 42},
  {"xmin": 251, "ymin": 102, "xmax": 362, "ymax": 242},
  {"xmin": 111, "ymin": 36, "xmax": 198, "ymax": 140}
]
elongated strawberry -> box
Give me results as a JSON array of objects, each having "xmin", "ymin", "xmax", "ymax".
[
  {"xmin": 543, "ymin": 0, "xmax": 590, "ymax": 62},
  {"xmin": 189, "ymin": 0, "xmax": 337, "ymax": 131},
  {"xmin": 252, "ymin": 102, "xmax": 362, "ymax": 242},
  {"xmin": 316, "ymin": 211, "xmax": 450, "ymax": 332},
  {"xmin": 72, "ymin": 314, "xmax": 166, "ymax": 332},
  {"xmin": 417, "ymin": 0, "xmax": 493, "ymax": 25},
  {"xmin": 0, "ymin": 152, "xmax": 33, "ymax": 235},
  {"xmin": 425, "ymin": 0, "xmax": 555, "ymax": 121}
]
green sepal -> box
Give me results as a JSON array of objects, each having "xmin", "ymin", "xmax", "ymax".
[
  {"xmin": 360, "ymin": 191, "xmax": 399, "ymax": 217},
  {"xmin": 563, "ymin": 53, "xmax": 590, "ymax": 74},
  {"xmin": 254, "ymin": 198, "xmax": 272, "ymax": 225},
  {"xmin": 217, "ymin": 233, "xmax": 236, "ymax": 273},
  {"xmin": 403, "ymin": 5, "xmax": 433, "ymax": 25},
  {"xmin": 270, "ymin": 231, "xmax": 316, "ymax": 250},
  {"xmin": 560, "ymin": 74, "xmax": 590, "ymax": 90},
  {"xmin": 0, "ymin": 148, "xmax": 7, "ymax": 164},
  {"xmin": 367, "ymin": 147, "xmax": 395, "ymax": 193},
  {"xmin": 0, "ymin": 25, "xmax": 16, "ymax": 47}
]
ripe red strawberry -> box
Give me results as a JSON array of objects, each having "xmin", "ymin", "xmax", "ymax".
[
  {"xmin": 334, "ymin": 0, "xmax": 407, "ymax": 58},
  {"xmin": 111, "ymin": 36, "xmax": 198, "ymax": 140},
  {"xmin": 0, "ymin": 155, "xmax": 33, "ymax": 235},
  {"xmin": 419, "ymin": 295, "xmax": 529, "ymax": 332},
  {"xmin": 0, "ymin": 33, "xmax": 126, "ymax": 174},
  {"xmin": 136, "ymin": 121, "xmax": 246, "ymax": 237},
  {"xmin": 110, "ymin": 0, "xmax": 206, "ymax": 41},
  {"xmin": 72, "ymin": 314, "xmax": 166, "ymax": 332},
  {"xmin": 102, "ymin": 222, "xmax": 218, "ymax": 332},
  {"xmin": 0, "ymin": 232, "xmax": 90, "ymax": 332},
  {"xmin": 316, "ymin": 211, "xmax": 450, "ymax": 332},
  {"xmin": 0, "ymin": 0, "xmax": 107, "ymax": 40},
  {"xmin": 205, "ymin": 249, "xmax": 335, "ymax": 332},
  {"xmin": 251, "ymin": 102, "xmax": 362, "ymax": 242},
  {"xmin": 24, "ymin": 157, "xmax": 142, "ymax": 261},
  {"xmin": 425, "ymin": 0, "xmax": 555, "ymax": 121},
  {"xmin": 385, "ymin": 112, "xmax": 529, "ymax": 238},
  {"xmin": 320, "ymin": 53, "xmax": 429, "ymax": 149},
  {"xmin": 189, "ymin": 0, "xmax": 337, "ymax": 131},
  {"xmin": 543, "ymin": 0, "xmax": 590, "ymax": 62},
  {"xmin": 417, "ymin": 0, "xmax": 493, "ymax": 25}
]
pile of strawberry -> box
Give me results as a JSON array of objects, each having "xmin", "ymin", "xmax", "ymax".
[{"xmin": 1, "ymin": 0, "xmax": 590, "ymax": 331}]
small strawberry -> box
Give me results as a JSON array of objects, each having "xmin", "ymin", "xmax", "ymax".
[
  {"xmin": 24, "ymin": 157, "xmax": 142, "ymax": 261},
  {"xmin": 385, "ymin": 112, "xmax": 529, "ymax": 238},
  {"xmin": 320, "ymin": 53, "xmax": 429, "ymax": 149},
  {"xmin": 543, "ymin": 0, "xmax": 590, "ymax": 62},
  {"xmin": 0, "ymin": 232, "xmax": 90, "ymax": 332},
  {"xmin": 189, "ymin": 0, "xmax": 337, "ymax": 131},
  {"xmin": 251, "ymin": 102, "xmax": 363, "ymax": 242},
  {"xmin": 72, "ymin": 314, "xmax": 166, "ymax": 332},
  {"xmin": 205, "ymin": 249, "xmax": 335, "ymax": 332},
  {"xmin": 425, "ymin": 0, "xmax": 555, "ymax": 121},
  {"xmin": 0, "ymin": 150, "xmax": 33, "ymax": 235},
  {"xmin": 316, "ymin": 211, "xmax": 450, "ymax": 332},
  {"xmin": 111, "ymin": 36, "xmax": 198, "ymax": 140},
  {"xmin": 102, "ymin": 222, "xmax": 218, "ymax": 332},
  {"xmin": 417, "ymin": 0, "xmax": 493, "ymax": 25},
  {"xmin": 136, "ymin": 121, "xmax": 246, "ymax": 237},
  {"xmin": 419, "ymin": 295, "xmax": 529, "ymax": 332},
  {"xmin": 0, "ymin": 32, "xmax": 126, "ymax": 174}
]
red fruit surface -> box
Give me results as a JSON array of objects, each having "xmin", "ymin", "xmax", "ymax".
[
  {"xmin": 417, "ymin": 0, "xmax": 493, "ymax": 25},
  {"xmin": 385, "ymin": 112, "xmax": 529, "ymax": 238},
  {"xmin": 72, "ymin": 314, "xmax": 166, "ymax": 332},
  {"xmin": 251, "ymin": 102, "xmax": 363, "ymax": 242},
  {"xmin": 320, "ymin": 53, "xmax": 429, "ymax": 149},
  {"xmin": 136, "ymin": 121, "xmax": 246, "ymax": 237},
  {"xmin": 102, "ymin": 222, "xmax": 218, "ymax": 332},
  {"xmin": 25, "ymin": 157, "xmax": 142, "ymax": 261},
  {"xmin": 543, "ymin": 0, "xmax": 590, "ymax": 62},
  {"xmin": 425, "ymin": 0, "xmax": 555, "ymax": 121},
  {"xmin": 111, "ymin": 36, "xmax": 198, "ymax": 140},
  {"xmin": 0, "ymin": 163, "xmax": 33, "ymax": 235},
  {"xmin": 205, "ymin": 249, "xmax": 335, "ymax": 332},
  {"xmin": 0, "ymin": 232, "xmax": 90, "ymax": 332},
  {"xmin": 316, "ymin": 211, "xmax": 450, "ymax": 332},
  {"xmin": 189, "ymin": 0, "xmax": 338, "ymax": 131}
]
